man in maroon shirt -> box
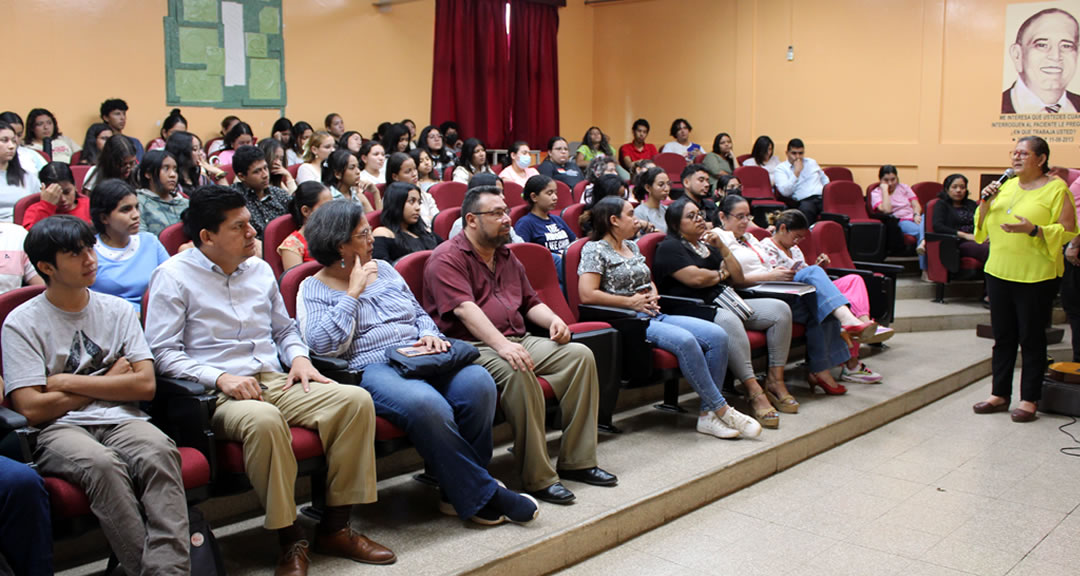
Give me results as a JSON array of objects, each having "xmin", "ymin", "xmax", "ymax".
[{"xmin": 424, "ymin": 185, "xmax": 616, "ymax": 505}]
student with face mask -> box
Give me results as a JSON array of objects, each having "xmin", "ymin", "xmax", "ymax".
[{"xmin": 498, "ymin": 141, "xmax": 539, "ymax": 187}]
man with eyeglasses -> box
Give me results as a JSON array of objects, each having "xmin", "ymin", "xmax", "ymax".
[
  {"xmin": 424, "ymin": 185, "xmax": 617, "ymax": 506},
  {"xmin": 1003, "ymin": 8, "xmax": 1080, "ymax": 114},
  {"xmin": 774, "ymin": 138, "xmax": 829, "ymax": 224},
  {"xmin": 681, "ymin": 163, "xmax": 718, "ymax": 223}
]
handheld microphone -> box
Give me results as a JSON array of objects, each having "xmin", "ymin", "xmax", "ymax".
[{"xmin": 982, "ymin": 168, "xmax": 1015, "ymax": 201}]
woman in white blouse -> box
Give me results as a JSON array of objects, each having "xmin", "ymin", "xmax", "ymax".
[{"xmin": 742, "ymin": 136, "xmax": 781, "ymax": 185}]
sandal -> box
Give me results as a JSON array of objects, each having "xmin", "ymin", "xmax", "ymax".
[
  {"xmin": 763, "ymin": 386, "xmax": 799, "ymax": 414},
  {"xmin": 748, "ymin": 390, "xmax": 780, "ymax": 429}
]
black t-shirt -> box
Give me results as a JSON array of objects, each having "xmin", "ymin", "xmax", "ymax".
[{"xmin": 653, "ymin": 236, "xmax": 727, "ymax": 303}]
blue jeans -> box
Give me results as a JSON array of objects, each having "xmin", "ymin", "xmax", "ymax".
[
  {"xmin": 0, "ymin": 456, "xmax": 52, "ymax": 575},
  {"xmin": 790, "ymin": 292, "xmax": 852, "ymax": 372},
  {"xmin": 361, "ymin": 363, "xmax": 498, "ymax": 519},
  {"xmin": 794, "ymin": 265, "xmax": 850, "ymax": 323},
  {"xmin": 644, "ymin": 313, "xmax": 729, "ymax": 412},
  {"xmin": 898, "ymin": 219, "xmax": 926, "ymax": 269}
]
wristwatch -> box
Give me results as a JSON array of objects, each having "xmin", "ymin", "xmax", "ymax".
[{"xmin": 1028, "ymin": 225, "xmax": 1039, "ymax": 237}]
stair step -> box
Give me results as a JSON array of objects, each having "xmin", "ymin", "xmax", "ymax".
[
  {"xmin": 892, "ymin": 298, "xmax": 1065, "ymax": 332},
  {"xmin": 895, "ymin": 277, "xmax": 983, "ymax": 300}
]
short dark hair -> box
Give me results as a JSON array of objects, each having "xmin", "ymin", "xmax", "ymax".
[
  {"xmin": 588, "ymin": 197, "xmax": 627, "ymax": 241},
  {"xmin": 138, "ymin": 150, "xmax": 176, "ymax": 191},
  {"xmin": 160, "ymin": 108, "xmax": 187, "ymax": 139},
  {"xmin": 25, "ymin": 215, "xmax": 97, "ymax": 283},
  {"xmin": 232, "ymin": 145, "xmax": 265, "ymax": 176},
  {"xmin": 523, "ymin": 174, "xmax": 554, "ymax": 207},
  {"xmin": 39, "ymin": 162, "xmax": 74, "ymax": 188},
  {"xmin": 546, "ymin": 136, "xmax": 567, "ymax": 152},
  {"xmin": 467, "ymin": 173, "xmax": 501, "ymax": 191},
  {"xmin": 588, "ymin": 174, "xmax": 626, "ymax": 208},
  {"xmin": 878, "ymin": 165, "xmax": 898, "ymax": 180},
  {"xmin": 669, "ymin": 118, "xmax": 692, "ymax": 139},
  {"xmin": 774, "ymin": 209, "xmax": 809, "ymax": 232},
  {"xmin": 786, "ymin": 138, "xmax": 805, "ymax": 151},
  {"xmin": 461, "ymin": 185, "xmax": 502, "ymax": 217},
  {"xmin": 97, "ymin": 134, "xmax": 138, "ymax": 184},
  {"xmin": 90, "ymin": 179, "xmax": 137, "ymax": 235},
  {"xmin": 632, "ymin": 118, "xmax": 650, "ymax": 132},
  {"xmin": 681, "ymin": 163, "xmax": 708, "ymax": 183},
  {"xmin": 99, "ymin": 99, "xmax": 128, "ymax": 118},
  {"xmin": 305, "ymin": 199, "xmax": 366, "ymax": 267},
  {"xmin": 288, "ymin": 181, "xmax": 328, "ymax": 227},
  {"xmin": 223, "ymin": 121, "xmax": 254, "ymax": 150},
  {"xmin": 1018, "ymin": 135, "xmax": 1051, "ymax": 173},
  {"xmin": 324, "ymin": 113, "xmax": 341, "ymax": 130},
  {"xmin": 183, "ymin": 185, "xmax": 247, "ymax": 247},
  {"xmin": 664, "ymin": 196, "xmax": 696, "ymax": 238}
]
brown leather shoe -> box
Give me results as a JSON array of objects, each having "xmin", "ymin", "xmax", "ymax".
[
  {"xmin": 1011, "ymin": 407, "xmax": 1037, "ymax": 422},
  {"xmin": 972, "ymin": 401, "xmax": 1009, "ymax": 414},
  {"xmin": 316, "ymin": 527, "xmax": 396, "ymax": 565},
  {"xmin": 275, "ymin": 540, "xmax": 310, "ymax": 576}
]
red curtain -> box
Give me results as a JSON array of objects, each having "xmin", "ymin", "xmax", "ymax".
[
  {"xmin": 507, "ymin": 0, "xmax": 560, "ymax": 149},
  {"xmin": 431, "ymin": 0, "xmax": 510, "ymax": 148}
]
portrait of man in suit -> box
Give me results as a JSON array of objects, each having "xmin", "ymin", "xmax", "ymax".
[{"xmin": 1002, "ymin": 7, "xmax": 1080, "ymax": 114}]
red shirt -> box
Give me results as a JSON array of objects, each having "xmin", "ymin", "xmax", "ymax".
[
  {"xmin": 619, "ymin": 142, "xmax": 658, "ymax": 165},
  {"xmin": 23, "ymin": 195, "xmax": 92, "ymax": 230},
  {"xmin": 423, "ymin": 232, "xmax": 543, "ymax": 340}
]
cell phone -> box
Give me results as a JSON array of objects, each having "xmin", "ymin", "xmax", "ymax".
[
  {"xmin": 259, "ymin": 384, "xmax": 268, "ymax": 390},
  {"xmin": 396, "ymin": 346, "xmax": 441, "ymax": 357}
]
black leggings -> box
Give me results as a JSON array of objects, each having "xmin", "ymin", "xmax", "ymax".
[{"xmin": 986, "ymin": 274, "xmax": 1058, "ymax": 403}]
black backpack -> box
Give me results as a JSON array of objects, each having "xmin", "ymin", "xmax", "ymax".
[{"xmin": 189, "ymin": 505, "xmax": 227, "ymax": 575}]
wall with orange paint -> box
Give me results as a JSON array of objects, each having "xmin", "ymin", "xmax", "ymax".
[{"xmin": 576, "ymin": 0, "xmax": 1080, "ymax": 191}]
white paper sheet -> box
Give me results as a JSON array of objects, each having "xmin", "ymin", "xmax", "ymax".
[{"xmin": 222, "ymin": 2, "xmax": 246, "ymax": 87}]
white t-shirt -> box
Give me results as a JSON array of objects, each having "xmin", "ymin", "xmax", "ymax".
[
  {"xmin": 0, "ymin": 223, "xmax": 38, "ymax": 293},
  {"xmin": 0, "ymin": 166, "xmax": 40, "ymax": 222},
  {"xmin": 296, "ymin": 163, "xmax": 321, "ymax": 184},
  {"xmin": 715, "ymin": 228, "xmax": 771, "ymax": 275}
]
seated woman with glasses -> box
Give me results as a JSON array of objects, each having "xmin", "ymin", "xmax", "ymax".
[
  {"xmin": 297, "ymin": 200, "xmax": 539, "ymax": 526},
  {"xmin": 714, "ymin": 196, "xmax": 882, "ymax": 393},
  {"xmin": 372, "ymin": 182, "xmax": 442, "ymax": 263}
]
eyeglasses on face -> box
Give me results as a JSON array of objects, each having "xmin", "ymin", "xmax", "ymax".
[{"xmin": 472, "ymin": 208, "xmax": 509, "ymax": 219}]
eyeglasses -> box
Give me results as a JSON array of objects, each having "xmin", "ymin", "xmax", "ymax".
[
  {"xmin": 1011, "ymin": 150, "xmax": 1031, "ymax": 159},
  {"xmin": 683, "ymin": 211, "xmax": 704, "ymax": 221},
  {"xmin": 472, "ymin": 208, "xmax": 510, "ymax": 219},
  {"xmin": 728, "ymin": 213, "xmax": 751, "ymax": 221},
  {"xmin": 354, "ymin": 229, "xmax": 373, "ymax": 240}
]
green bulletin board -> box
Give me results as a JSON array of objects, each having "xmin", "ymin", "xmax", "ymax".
[{"xmin": 164, "ymin": 0, "xmax": 286, "ymax": 108}]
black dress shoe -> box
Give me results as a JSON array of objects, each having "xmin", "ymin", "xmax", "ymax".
[
  {"xmin": 528, "ymin": 482, "xmax": 576, "ymax": 505},
  {"xmin": 558, "ymin": 466, "xmax": 618, "ymax": 487}
]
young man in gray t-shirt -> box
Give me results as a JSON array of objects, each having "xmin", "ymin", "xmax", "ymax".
[{"xmin": 1, "ymin": 215, "xmax": 189, "ymax": 575}]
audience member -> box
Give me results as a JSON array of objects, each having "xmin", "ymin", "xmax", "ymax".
[
  {"xmin": 743, "ymin": 135, "xmax": 781, "ymax": 183},
  {"xmin": 933, "ymin": 174, "xmax": 989, "ymax": 301},
  {"xmin": 499, "ymin": 141, "xmax": 539, "ymax": 187},
  {"xmin": 325, "ymin": 113, "xmax": 345, "ymax": 139},
  {"xmin": 78, "ymin": 123, "xmax": 113, "ymax": 166},
  {"xmin": 24, "ymin": 162, "xmax": 90, "ymax": 229},
  {"xmin": 419, "ymin": 125, "xmax": 456, "ymax": 177},
  {"xmin": 515, "ymin": 174, "xmax": 577, "ymax": 284},
  {"xmin": 146, "ymin": 108, "xmax": 187, "ymax": 152},
  {"xmin": 298, "ymin": 200, "xmax": 539, "ymax": 526},
  {"xmin": 297, "ymin": 131, "xmax": 335, "ymax": 184},
  {"xmin": 581, "ymin": 174, "xmax": 635, "ymax": 236},
  {"xmin": 0, "ymin": 431, "xmax": 52, "ymax": 576},
  {"xmin": 98, "ymin": 98, "xmax": 144, "ymax": 161},
  {"xmin": 89, "ymin": 179, "xmax": 169, "ymax": 310},
  {"xmin": 660, "ymin": 118, "xmax": 703, "ymax": 161},
  {"xmin": 83, "ymin": 134, "xmax": 138, "ymax": 193},
  {"xmin": 870, "ymin": 165, "xmax": 925, "ymax": 267},
  {"xmin": 412, "ymin": 147, "xmax": 440, "ymax": 191},
  {"xmin": 167, "ymin": 131, "xmax": 227, "ymax": 195},
  {"xmin": 136, "ymin": 150, "xmax": 187, "ymax": 236},
  {"xmin": 580, "ymin": 156, "xmax": 622, "ymax": 205},
  {"xmin": 339, "ymin": 131, "xmax": 364, "ymax": 155},
  {"xmin": 717, "ymin": 174, "xmax": 743, "ymax": 199},
  {"xmin": 653, "ymin": 197, "xmax": 796, "ymax": 426},
  {"xmin": 25, "ymin": 108, "xmax": 80, "ymax": 164},
  {"xmin": 0, "ymin": 121, "xmax": 41, "ymax": 221},
  {"xmin": 4, "ymin": 215, "xmax": 189, "ymax": 574},
  {"xmin": 278, "ymin": 181, "xmax": 333, "ymax": 271},
  {"xmin": 207, "ymin": 115, "xmax": 241, "ymax": 155},
  {"xmin": 324, "ymin": 148, "xmax": 376, "ymax": 212},
  {"xmin": 774, "ymin": 138, "xmax": 829, "ymax": 224},
  {"xmin": 271, "ymin": 117, "xmax": 294, "ymax": 151},
  {"xmin": 575, "ymin": 126, "xmax": 616, "ymax": 170},
  {"xmin": 381, "ymin": 123, "xmax": 412, "ymax": 156},
  {"xmin": 288, "ymin": 121, "xmax": 313, "ymax": 166},
  {"xmin": 447, "ymin": 175, "xmax": 525, "ymax": 242},
  {"xmin": 402, "ymin": 118, "xmax": 418, "ymax": 147},
  {"xmin": 681, "ymin": 163, "xmax": 717, "ymax": 223},
  {"xmin": 579, "ymin": 197, "xmax": 761, "ymax": 438},
  {"xmin": 0, "ymin": 112, "xmax": 46, "ymax": 174},
  {"xmin": 632, "ymin": 166, "xmax": 670, "ymax": 233},
  {"xmin": 537, "ymin": 137, "xmax": 584, "ymax": 190},
  {"xmin": 702, "ymin": 132, "xmax": 738, "ymax": 189},
  {"xmin": 259, "ymin": 138, "xmax": 298, "ymax": 194},
  {"xmin": 439, "ymin": 121, "xmax": 462, "ymax": 152},
  {"xmin": 425, "ymin": 184, "xmax": 616, "ymax": 504},
  {"xmin": 145, "ymin": 186, "xmax": 395, "ymax": 574},
  {"xmin": 232, "ymin": 145, "xmax": 290, "ymax": 239},
  {"xmin": 372, "ymin": 182, "xmax": 441, "ymax": 262},
  {"xmin": 0, "ymin": 222, "xmax": 42, "ymax": 292},
  {"xmin": 359, "ymin": 140, "xmax": 387, "ymax": 188},
  {"xmin": 212, "ymin": 121, "xmax": 254, "ymax": 166},
  {"xmin": 619, "ymin": 118, "xmax": 657, "ymax": 172},
  {"xmin": 452, "ymin": 138, "xmax": 495, "ymax": 183},
  {"xmin": 387, "ymin": 151, "xmax": 437, "ymax": 228}
]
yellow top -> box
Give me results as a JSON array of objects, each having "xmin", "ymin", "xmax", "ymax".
[{"xmin": 974, "ymin": 177, "xmax": 1077, "ymax": 283}]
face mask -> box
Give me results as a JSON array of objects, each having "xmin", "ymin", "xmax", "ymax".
[
  {"xmin": 516, "ymin": 154, "xmax": 531, "ymax": 169},
  {"xmin": 728, "ymin": 186, "xmax": 743, "ymax": 196}
]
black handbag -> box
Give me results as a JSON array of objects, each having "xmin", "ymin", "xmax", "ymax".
[{"xmin": 385, "ymin": 338, "xmax": 481, "ymax": 379}]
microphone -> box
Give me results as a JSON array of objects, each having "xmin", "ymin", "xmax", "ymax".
[{"xmin": 982, "ymin": 168, "xmax": 1015, "ymax": 201}]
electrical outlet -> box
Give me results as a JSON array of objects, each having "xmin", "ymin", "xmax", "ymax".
[{"xmin": 787, "ymin": 45, "xmax": 794, "ymax": 61}]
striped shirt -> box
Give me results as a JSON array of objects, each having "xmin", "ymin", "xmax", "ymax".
[{"xmin": 296, "ymin": 259, "xmax": 442, "ymax": 370}]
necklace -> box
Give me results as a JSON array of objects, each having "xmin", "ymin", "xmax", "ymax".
[{"xmin": 1005, "ymin": 188, "xmax": 1024, "ymax": 215}]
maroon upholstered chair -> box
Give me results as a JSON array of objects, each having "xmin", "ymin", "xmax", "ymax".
[
  {"xmin": 821, "ymin": 180, "xmax": 887, "ymax": 262},
  {"xmin": 263, "ymin": 214, "xmax": 298, "ymax": 279},
  {"xmin": 823, "ymin": 166, "xmax": 854, "ymax": 182},
  {"xmin": 924, "ymin": 198, "xmax": 983, "ymax": 303},
  {"xmin": 433, "ymin": 207, "xmax": 461, "ymax": 240},
  {"xmin": 429, "ymin": 181, "xmax": 468, "ymax": 210},
  {"xmin": 158, "ymin": 222, "xmax": 191, "ymax": 256}
]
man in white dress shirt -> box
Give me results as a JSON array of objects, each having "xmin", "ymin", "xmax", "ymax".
[
  {"xmin": 774, "ymin": 138, "xmax": 829, "ymax": 224},
  {"xmin": 1002, "ymin": 8, "xmax": 1080, "ymax": 114}
]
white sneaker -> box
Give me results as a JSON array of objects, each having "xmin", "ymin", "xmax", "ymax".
[
  {"xmin": 718, "ymin": 407, "xmax": 762, "ymax": 439},
  {"xmin": 697, "ymin": 413, "xmax": 740, "ymax": 439},
  {"xmin": 840, "ymin": 362, "xmax": 883, "ymax": 384}
]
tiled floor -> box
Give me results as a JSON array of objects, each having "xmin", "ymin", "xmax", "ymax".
[{"xmin": 556, "ymin": 374, "xmax": 1080, "ymax": 576}]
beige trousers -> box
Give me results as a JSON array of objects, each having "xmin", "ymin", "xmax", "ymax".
[{"xmin": 212, "ymin": 372, "xmax": 377, "ymax": 529}]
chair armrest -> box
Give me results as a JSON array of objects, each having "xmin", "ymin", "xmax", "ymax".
[
  {"xmin": 850, "ymin": 261, "xmax": 904, "ymax": 276},
  {"xmin": 578, "ymin": 304, "xmax": 638, "ymax": 322},
  {"xmin": 924, "ymin": 233, "xmax": 960, "ymax": 273},
  {"xmin": 310, "ymin": 354, "xmax": 360, "ymax": 385},
  {"xmin": 737, "ymin": 285, "xmax": 801, "ymax": 305},
  {"xmin": 818, "ymin": 212, "xmax": 850, "ymax": 227},
  {"xmin": 579, "ymin": 305, "xmax": 651, "ymax": 377},
  {"xmin": 823, "ymin": 267, "xmax": 875, "ymax": 280},
  {"xmin": 0, "ymin": 405, "xmax": 34, "ymax": 463},
  {"xmin": 151, "ymin": 376, "xmax": 218, "ymax": 479},
  {"xmin": 657, "ymin": 295, "xmax": 716, "ymax": 319},
  {"xmin": 0, "ymin": 404, "xmax": 27, "ymax": 432},
  {"xmin": 155, "ymin": 375, "xmax": 206, "ymax": 398}
]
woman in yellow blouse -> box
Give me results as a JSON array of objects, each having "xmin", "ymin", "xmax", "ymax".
[{"xmin": 973, "ymin": 136, "xmax": 1077, "ymax": 422}]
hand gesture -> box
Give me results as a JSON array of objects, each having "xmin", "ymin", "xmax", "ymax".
[
  {"xmin": 549, "ymin": 317, "xmax": 571, "ymax": 345},
  {"xmin": 40, "ymin": 183, "xmax": 63, "ymax": 205},
  {"xmin": 346, "ymin": 256, "xmax": 379, "ymax": 298},
  {"xmin": 770, "ymin": 267, "xmax": 796, "ymax": 281},
  {"xmin": 913, "ymin": 213, "xmax": 922, "ymax": 225},
  {"xmin": 285, "ymin": 356, "xmax": 332, "ymax": 393},
  {"xmin": 496, "ymin": 340, "xmax": 534, "ymax": 372},
  {"xmin": 105, "ymin": 356, "xmax": 132, "ymax": 376},
  {"xmin": 1067, "ymin": 243, "xmax": 1080, "ymax": 266},
  {"xmin": 1000, "ymin": 214, "xmax": 1035, "ymax": 235},
  {"xmin": 217, "ymin": 373, "xmax": 264, "ymax": 401},
  {"xmin": 815, "ymin": 253, "xmax": 831, "ymax": 267},
  {"xmin": 413, "ymin": 335, "xmax": 450, "ymax": 353}
]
